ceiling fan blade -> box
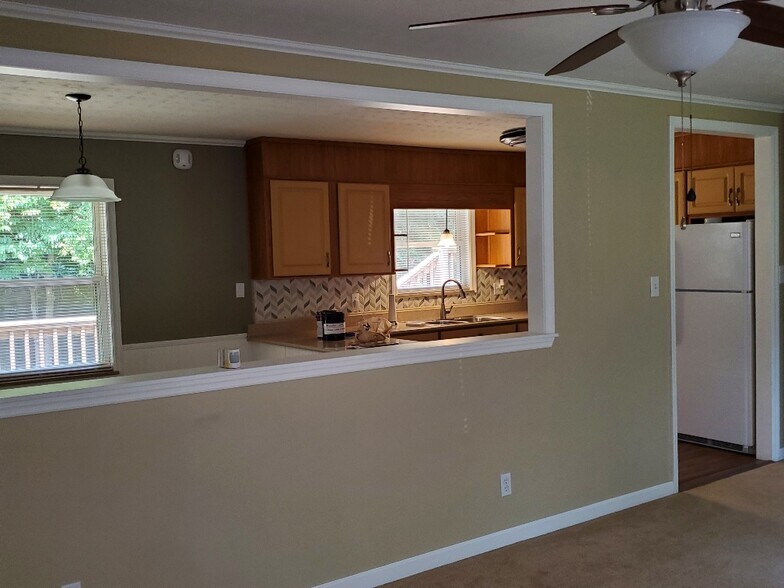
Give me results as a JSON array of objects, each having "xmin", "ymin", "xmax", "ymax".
[
  {"xmin": 409, "ymin": 5, "xmax": 630, "ymax": 30},
  {"xmin": 546, "ymin": 28, "xmax": 624, "ymax": 76},
  {"xmin": 720, "ymin": 1, "xmax": 784, "ymax": 48}
]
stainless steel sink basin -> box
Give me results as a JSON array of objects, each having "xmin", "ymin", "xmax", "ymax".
[
  {"xmin": 424, "ymin": 316, "xmax": 510, "ymax": 326},
  {"xmin": 461, "ymin": 315, "xmax": 510, "ymax": 323}
]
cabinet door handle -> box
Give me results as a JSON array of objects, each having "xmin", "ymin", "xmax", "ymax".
[
  {"xmin": 387, "ymin": 250, "xmax": 392, "ymax": 267},
  {"xmin": 326, "ymin": 251, "xmax": 330, "ymax": 268},
  {"xmin": 517, "ymin": 247, "xmax": 522, "ymax": 262},
  {"xmin": 735, "ymin": 189, "xmax": 741, "ymax": 207},
  {"xmin": 728, "ymin": 188, "xmax": 734, "ymax": 207}
]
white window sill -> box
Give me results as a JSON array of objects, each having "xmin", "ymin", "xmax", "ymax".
[{"xmin": 0, "ymin": 331, "xmax": 557, "ymax": 419}]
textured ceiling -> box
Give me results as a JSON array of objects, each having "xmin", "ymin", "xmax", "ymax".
[
  {"xmin": 0, "ymin": 74, "xmax": 526, "ymax": 149},
  {"xmin": 7, "ymin": 0, "xmax": 784, "ymax": 105}
]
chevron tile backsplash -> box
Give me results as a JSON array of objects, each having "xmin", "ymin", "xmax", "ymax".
[{"xmin": 253, "ymin": 267, "xmax": 526, "ymax": 321}]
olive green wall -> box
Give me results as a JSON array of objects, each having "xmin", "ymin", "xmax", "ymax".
[
  {"xmin": 0, "ymin": 135, "xmax": 251, "ymax": 343},
  {"xmin": 0, "ymin": 16, "xmax": 782, "ymax": 588}
]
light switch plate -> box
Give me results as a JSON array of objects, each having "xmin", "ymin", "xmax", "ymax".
[
  {"xmin": 650, "ymin": 276, "xmax": 660, "ymax": 298},
  {"xmin": 235, "ymin": 282, "xmax": 245, "ymax": 298}
]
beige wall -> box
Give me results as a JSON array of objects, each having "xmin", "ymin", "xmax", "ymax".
[
  {"xmin": 0, "ymin": 135, "xmax": 251, "ymax": 343},
  {"xmin": 0, "ymin": 16, "xmax": 782, "ymax": 588}
]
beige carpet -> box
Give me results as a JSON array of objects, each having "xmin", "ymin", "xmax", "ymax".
[{"xmin": 387, "ymin": 464, "xmax": 784, "ymax": 588}]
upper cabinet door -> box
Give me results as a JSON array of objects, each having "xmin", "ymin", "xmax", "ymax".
[
  {"xmin": 688, "ymin": 166, "xmax": 734, "ymax": 216},
  {"xmin": 734, "ymin": 165, "xmax": 755, "ymax": 214},
  {"xmin": 674, "ymin": 171, "xmax": 686, "ymax": 225},
  {"xmin": 338, "ymin": 183, "xmax": 392, "ymax": 275},
  {"xmin": 270, "ymin": 180, "xmax": 332, "ymax": 277},
  {"xmin": 513, "ymin": 187, "xmax": 527, "ymax": 267}
]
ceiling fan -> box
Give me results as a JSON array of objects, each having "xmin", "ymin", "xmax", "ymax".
[{"xmin": 409, "ymin": 0, "xmax": 784, "ymax": 86}]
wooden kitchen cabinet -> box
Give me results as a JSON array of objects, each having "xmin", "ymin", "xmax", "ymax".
[
  {"xmin": 475, "ymin": 208, "xmax": 512, "ymax": 267},
  {"xmin": 674, "ymin": 133, "xmax": 753, "ymax": 171},
  {"xmin": 734, "ymin": 165, "xmax": 755, "ymax": 214},
  {"xmin": 338, "ymin": 183, "xmax": 393, "ymax": 275},
  {"xmin": 513, "ymin": 187, "xmax": 527, "ymax": 267},
  {"xmin": 674, "ymin": 171, "xmax": 686, "ymax": 225},
  {"xmin": 687, "ymin": 165, "xmax": 755, "ymax": 218},
  {"xmin": 269, "ymin": 180, "xmax": 332, "ymax": 277},
  {"xmin": 688, "ymin": 167, "xmax": 734, "ymax": 216}
]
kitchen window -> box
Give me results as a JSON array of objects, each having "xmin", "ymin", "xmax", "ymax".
[
  {"xmin": 0, "ymin": 181, "xmax": 118, "ymax": 382},
  {"xmin": 393, "ymin": 208, "xmax": 475, "ymax": 293}
]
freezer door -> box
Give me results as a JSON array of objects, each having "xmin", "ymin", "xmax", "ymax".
[
  {"xmin": 677, "ymin": 291, "xmax": 755, "ymax": 447},
  {"xmin": 675, "ymin": 221, "xmax": 753, "ymax": 292}
]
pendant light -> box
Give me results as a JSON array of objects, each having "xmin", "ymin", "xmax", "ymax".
[
  {"xmin": 438, "ymin": 209, "xmax": 456, "ymax": 248},
  {"xmin": 51, "ymin": 93, "xmax": 120, "ymax": 203}
]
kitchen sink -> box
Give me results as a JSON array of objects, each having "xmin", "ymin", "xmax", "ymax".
[
  {"xmin": 424, "ymin": 316, "xmax": 510, "ymax": 326},
  {"xmin": 460, "ymin": 315, "xmax": 510, "ymax": 323}
]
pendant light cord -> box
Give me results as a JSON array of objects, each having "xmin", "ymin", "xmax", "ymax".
[{"xmin": 76, "ymin": 99, "xmax": 89, "ymax": 174}]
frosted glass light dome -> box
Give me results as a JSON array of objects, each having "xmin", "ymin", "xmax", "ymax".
[
  {"xmin": 51, "ymin": 172, "xmax": 121, "ymax": 202},
  {"xmin": 618, "ymin": 10, "xmax": 750, "ymax": 75}
]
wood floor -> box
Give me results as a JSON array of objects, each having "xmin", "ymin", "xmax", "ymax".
[{"xmin": 678, "ymin": 441, "xmax": 767, "ymax": 492}]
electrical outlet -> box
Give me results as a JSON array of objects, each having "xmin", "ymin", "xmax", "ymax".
[
  {"xmin": 235, "ymin": 282, "xmax": 245, "ymax": 298},
  {"xmin": 500, "ymin": 472, "xmax": 512, "ymax": 497},
  {"xmin": 352, "ymin": 293, "xmax": 362, "ymax": 308},
  {"xmin": 493, "ymin": 280, "xmax": 505, "ymax": 295}
]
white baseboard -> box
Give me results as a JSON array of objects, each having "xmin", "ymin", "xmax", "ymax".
[{"xmin": 314, "ymin": 481, "xmax": 676, "ymax": 588}]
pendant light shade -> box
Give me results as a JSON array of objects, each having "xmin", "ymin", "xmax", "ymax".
[
  {"xmin": 51, "ymin": 93, "xmax": 120, "ymax": 203},
  {"xmin": 618, "ymin": 11, "xmax": 750, "ymax": 77},
  {"xmin": 438, "ymin": 209, "xmax": 456, "ymax": 248},
  {"xmin": 51, "ymin": 173, "xmax": 119, "ymax": 202}
]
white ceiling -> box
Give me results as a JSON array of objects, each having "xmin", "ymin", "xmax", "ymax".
[
  {"xmin": 7, "ymin": 0, "xmax": 784, "ymax": 105},
  {"xmin": 0, "ymin": 74, "xmax": 526, "ymax": 149},
  {"xmin": 1, "ymin": 0, "xmax": 782, "ymax": 148}
]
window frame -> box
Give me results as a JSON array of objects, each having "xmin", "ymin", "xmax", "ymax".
[
  {"xmin": 0, "ymin": 176, "xmax": 123, "ymax": 382},
  {"xmin": 393, "ymin": 208, "xmax": 477, "ymax": 296}
]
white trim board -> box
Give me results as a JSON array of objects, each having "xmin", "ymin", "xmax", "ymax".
[
  {"xmin": 0, "ymin": 1, "xmax": 781, "ymax": 113},
  {"xmin": 314, "ymin": 481, "xmax": 676, "ymax": 588},
  {"xmin": 667, "ymin": 118, "xmax": 781, "ymax": 463}
]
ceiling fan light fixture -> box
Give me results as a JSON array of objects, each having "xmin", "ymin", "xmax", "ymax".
[{"xmin": 618, "ymin": 10, "xmax": 750, "ymax": 76}]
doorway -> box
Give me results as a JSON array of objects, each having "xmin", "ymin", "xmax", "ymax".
[{"xmin": 669, "ymin": 118, "xmax": 781, "ymax": 491}]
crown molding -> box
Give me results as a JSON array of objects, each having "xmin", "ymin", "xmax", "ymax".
[
  {"xmin": 0, "ymin": 126, "xmax": 245, "ymax": 147},
  {"xmin": 0, "ymin": 1, "xmax": 782, "ymax": 114}
]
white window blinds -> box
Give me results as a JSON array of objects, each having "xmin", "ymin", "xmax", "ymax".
[
  {"xmin": 0, "ymin": 187, "xmax": 116, "ymax": 377},
  {"xmin": 394, "ymin": 209, "xmax": 474, "ymax": 293}
]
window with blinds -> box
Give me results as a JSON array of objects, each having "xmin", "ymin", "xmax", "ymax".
[
  {"xmin": 394, "ymin": 209, "xmax": 475, "ymax": 293},
  {"xmin": 0, "ymin": 185, "xmax": 116, "ymax": 380}
]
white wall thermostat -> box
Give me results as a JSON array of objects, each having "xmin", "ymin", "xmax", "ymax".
[{"xmin": 172, "ymin": 149, "xmax": 193, "ymax": 170}]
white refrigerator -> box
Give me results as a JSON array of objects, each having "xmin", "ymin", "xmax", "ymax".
[{"xmin": 675, "ymin": 221, "xmax": 755, "ymax": 451}]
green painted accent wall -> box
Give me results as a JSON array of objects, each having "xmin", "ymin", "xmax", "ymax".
[{"xmin": 0, "ymin": 135, "xmax": 252, "ymax": 343}]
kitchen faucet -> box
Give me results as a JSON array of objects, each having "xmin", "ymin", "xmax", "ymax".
[{"xmin": 440, "ymin": 279, "xmax": 467, "ymax": 320}]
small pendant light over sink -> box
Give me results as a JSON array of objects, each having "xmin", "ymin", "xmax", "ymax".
[
  {"xmin": 51, "ymin": 93, "xmax": 120, "ymax": 203},
  {"xmin": 438, "ymin": 209, "xmax": 456, "ymax": 248}
]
